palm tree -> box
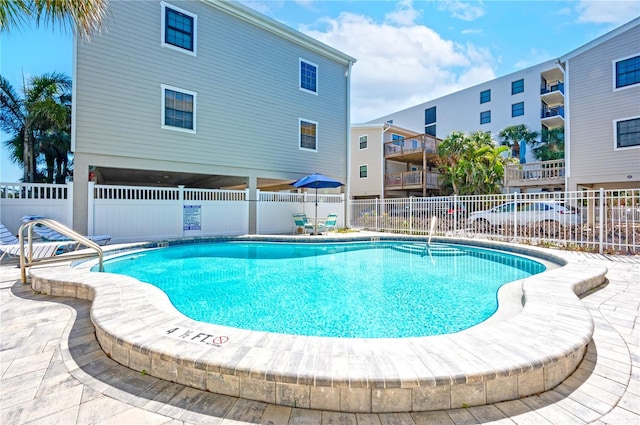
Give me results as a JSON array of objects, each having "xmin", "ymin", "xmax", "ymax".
[
  {"xmin": 437, "ymin": 130, "xmax": 513, "ymax": 195},
  {"xmin": 0, "ymin": 0, "xmax": 108, "ymax": 40},
  {"xmin": 0, "ymin": 72, "xmax": 72, "ymax": 182},
  {"xmin": 532, "ymin": 127, "xmax": 564, "ymax": 161},
  {"xmin": 498, "ymin": 124, "xmax": 539, "ymax": 162}
]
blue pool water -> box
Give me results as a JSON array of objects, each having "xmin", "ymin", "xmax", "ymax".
[{"xmin": 98, "ymin": 241, "xmax": 545, "ymax": 338}]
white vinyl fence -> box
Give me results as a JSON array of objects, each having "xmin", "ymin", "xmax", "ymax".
[
  {"xmin": 1, "ymin": 182, "xmax": 345, "ymax": 243},
  {"xmin": 0, "ymin": 183, "xmax": 72, "ymax": 235},
  {"xmin": 350, "ymin": 189, "xmax": 640, "ymax": 254}
]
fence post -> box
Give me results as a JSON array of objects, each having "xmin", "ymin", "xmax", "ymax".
[
  {"xmin": 255, "ymin": 189, "xmax": 260, "ymax": 234},
  {"xmin": 67, "ymin": 183, "xmax": 74, "ymax": 229},
  {"xmin": 178, "ymin": 185, "xmax": 185, "ymax": 237},
  {"xmin": 513, "ymin": 192, "xmax": 518, "ymax": 240},
  {"xmin": 453, "ymin": 194, "xmax": 458, "ymax": 234},
  {"xmin": 599, "ymin": 188, "xmax": 604, "ymax": 254},
  {"xmin": 87, "ymin": 182, "xmax": 95, "ymax": 236},
  {"xmin": 409, "ymin": 197, "xmax": 414, "ymax": 234}
]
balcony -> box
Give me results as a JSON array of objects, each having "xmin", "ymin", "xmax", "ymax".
[
  {"xmin": 385, "ymin": 171, "xmax": 440, "ymax": 191},
  {"xmin": 384, "ymin": 134, "xmax": 440, "ymax": 163},
  {"xmin": 541, "ymin": 105, "xmax": 565, "ymax": 128},
  {"xmin": 504, "ymin": 159, "xmax": 565, "ymax": 189},
  {"xmin": 540, "ymin": 81, "xmax": 564, "ymax": 105}
]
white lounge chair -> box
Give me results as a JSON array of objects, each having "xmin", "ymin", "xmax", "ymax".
[
  {"xmin": 293, "ymin": 213, "xmax": 315, "ymax": 234},
  {"xmin": 0, "ymin": 222, "xmax": 75, "ymax": 261},
  {"xmin": 21, "ymin": 215, "xmax": 111, "ymax": 246}
]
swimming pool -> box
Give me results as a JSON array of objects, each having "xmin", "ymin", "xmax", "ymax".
[
  {"xmin": 29, "ymin": 235, "xmax": 606, "ymax": 413},
  {"xmin": 99, "ymin": 242, "xmax": 545, "ymax": 338}
]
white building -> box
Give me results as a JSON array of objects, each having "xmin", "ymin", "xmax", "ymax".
[
  {"xmin": 353, "ymin": 17, "xmax": 639, "ymax": 195},
  {"xmin": 72, "ymin": 0, "xmax": 355, "ymax": 233}
]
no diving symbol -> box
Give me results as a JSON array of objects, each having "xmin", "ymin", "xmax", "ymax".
[{"xmin": 165, "ymin": 327, "xmax": 229, "ymax": 347}]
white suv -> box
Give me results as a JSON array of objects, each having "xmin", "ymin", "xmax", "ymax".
[{"xmin": 468, "ymin": 201, "xmax": 583, "ymax": 236}]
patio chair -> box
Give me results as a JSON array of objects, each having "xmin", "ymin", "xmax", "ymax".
[
  {"xmin": 0, "ymin": 222, "xmax": 75, "ymax": 261},
  {"xmin": 323, "ymin": 213, "xmax": 338, "ymax": 232},
  {"xmin": 21, "ymin": 215, "xmax": 111, "ymax": 246},
  {"xmin": 293, "ymin": 213, "xmax": 314, "ymax": 234}
]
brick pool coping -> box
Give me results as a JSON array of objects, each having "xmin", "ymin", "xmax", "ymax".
[{"xmin": 27, "ymin": 235, "xmax": 607, "ymax": 413}]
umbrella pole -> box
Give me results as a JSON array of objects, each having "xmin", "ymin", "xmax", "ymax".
[{"xmin": 315, "ymin": 188, "xmax": 319, "ymax": 235}]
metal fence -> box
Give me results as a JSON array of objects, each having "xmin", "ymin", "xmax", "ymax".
[{"xmin": 349, "ymin": 189, "xmax": 640, "ymax": 254}]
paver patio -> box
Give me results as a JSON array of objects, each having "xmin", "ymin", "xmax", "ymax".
[{"xmin": 1, "ymin": 251, "xmax": 638, "ymax": 424}]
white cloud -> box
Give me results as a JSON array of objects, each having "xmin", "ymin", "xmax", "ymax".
[
  {"xmin": 300, "ymin": 6, "xmax": 496, "ymax": 123},
  {"xmin": 437, "ymin": 0, "xmax": 486, "ymax": 21},
  {"xmin": 385, "ymin": 0, "xmax": 422, "ymax": 26},
  {"xmin": 575, "ymin": 0, "xmax": 640, "ymax": 25}
]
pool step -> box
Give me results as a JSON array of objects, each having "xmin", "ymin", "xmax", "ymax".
[{"xmin": 393, "ymin": 243, "xmax": 468, "ymax": 257}]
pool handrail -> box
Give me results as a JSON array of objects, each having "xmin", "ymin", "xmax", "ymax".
[{"xmin": 18, "ymin": 218, "xmax": 104, "ymax": 283}]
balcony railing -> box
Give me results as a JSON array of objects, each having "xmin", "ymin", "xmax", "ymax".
[
  {"xmin": 385, "ymin": 170, "xmax": 440, "ymax": 190},
  {"xmin": 541, "ymin": 105, "xmax": 564, "ymax": 119},
  {"xmin": 384, "ymin": 134, "xmax": 439, "ymax": 157},
  {"xmin": 540, "ymin": 81, "xmax": 564, "ymax": 95},
  {"xmin": 504, "ymin": 159, "xmax": 565, "ymax": 188}
]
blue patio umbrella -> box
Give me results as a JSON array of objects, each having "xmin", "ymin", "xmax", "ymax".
[
  {"xmin": 519, "ymin": 139, "xmax": 527, "ymax": 164},
  {"xmin": 291, "ymin": 173, "xmax": 344, "ymax": 234}
]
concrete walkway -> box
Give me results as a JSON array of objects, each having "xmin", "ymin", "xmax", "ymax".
[{"xmin": 1, "ymin": 252, "xmax": 638, "ymax": 424}]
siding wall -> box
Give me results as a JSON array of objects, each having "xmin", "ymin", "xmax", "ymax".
[
  {"xmin": 567, "ymin": 24, "xmax": 640, "ymax": 190},
  {"xmin": 350, "ymin": 127, "xmax": 383, "ymax": 198},
  {"xmin": 72, "ymin": 0, "xmax": 353, "ymax": 233},
  {"xmin": 74, "ymin": 0, "xmax": 350, "ymax": 179}
]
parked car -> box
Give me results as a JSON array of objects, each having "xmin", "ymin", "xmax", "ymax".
[
  {"xmin": 387, "ymin": 197, "xmax": 467, "ymax": 218},
  {"xmin": 468, "ymin": 201, "xmax": 584, "ymax": 237}
]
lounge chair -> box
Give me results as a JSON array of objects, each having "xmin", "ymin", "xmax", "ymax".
[
  {"xmin": 293, "ymin": 213, "xmax": 315, "ymax": 234},
  {"xmin": 323, "ymin": 213, "xmax": 338, "ymax": 232},
  {"xmin": 21, "ymin": 215, "xmax": 111, "ymax": 246},
  {"xmin": 0, "ymin": 222, "xmax": 75, "ymax": 261}
]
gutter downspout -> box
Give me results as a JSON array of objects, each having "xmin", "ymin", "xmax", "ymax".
[
  {"xmin": 562, "ymin": 59, "xmax": 570, "ymax": 191},
  {"xmin": 345, "ymin": 60, "xmax": 353, "ymax": 229}
]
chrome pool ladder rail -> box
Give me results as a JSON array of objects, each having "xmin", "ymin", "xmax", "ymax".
[{"xmin": 18, "ymin": 218, "xmax": 104, "ymax": 283}]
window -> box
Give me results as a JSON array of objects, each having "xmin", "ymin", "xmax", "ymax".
[
  {"xmin": 512, "ymin": 79, "xmax": 524, "ymax": 95},
  {"xmin": 480, "ymin": 89, "xmax": 491, "ymax": 104},
  {"xmin": 615, "ymin": 117, "xmax": 640, "ymax": 149},
  {"xmin": 480, "ymin": 110, "xmax": 491, "ymax": 124},
  {"xmin": 162, "ymin": 85, "xmax": 195, "ymax": 132},
  {"xmin": 299, "ymin": 119, "xmax": 318, "ymax": 151},
  {"xmin": 425, "ymin": 125, "xmax": 436, "ymax": 136},
  {"xmin": 615, "ymin": 55, "xmax": 640, "ymax": 89},
  {"xmin": 300, "ymin": 59, "xmax": 318, "ymax": 94},
  {"xmin": 425, "ymin": 107, "xmax": 436, "ymax": 125},
  {"xmin": 359, "ymin": 135, "xmax": 368, "ymax": 149},
  {"xmin": 392, "ymin": 133, "xmax": 404, "ymax": 146},
  {"xmin": 359, "ymin": 165, "xmax": 368, "ymax": 178},
  {"xmin": 425, "ymin": 106, "xmax": 436, "ymax": 136},
  {"xmin": 162, "ymin": 3, "xmax": 196, "ymax": 54},
  {"xmin": 512, "ymin": 102, "xmax": 524, "ymax": 117}
]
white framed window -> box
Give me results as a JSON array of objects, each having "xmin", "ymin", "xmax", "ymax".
[
  {"xmin": 614, "ymin": 116, "xmax": 640, "ymax": 150},
  {"xmin": 299, "ymin": 58, "xmax": 318, "ymax": 94},
  {"xmin": 161, "ymin": 84, "xmax": 196, "ymax": 133},
  {"xmin": 161, "ymin": 2, "xmax": 197, "ymax": 56},
  {"xmin": 359, "ymin": 165, "xmax": 368, "ymax": 178},
  {"xmin": 299, "ymin": 118, "xmax": 318, "ymax": 151},
  {"xmin": 613, "ymin": 54, "xmax": 640, "ymax": 91},
  {"xmin": 359, "ymin": 135, "xmax": 368, "ymax": 149}
]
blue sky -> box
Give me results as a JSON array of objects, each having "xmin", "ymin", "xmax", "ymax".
[{"xmin": 1, "ymin": 0, "xmax": 638, "ymax": 182}]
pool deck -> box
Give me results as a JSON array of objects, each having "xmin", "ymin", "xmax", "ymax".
[{"xmin": 1, "ymin": 239, "xmax": 639, "ymax": 424}]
